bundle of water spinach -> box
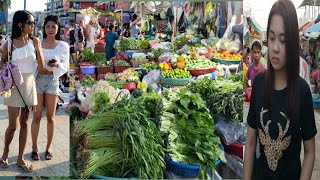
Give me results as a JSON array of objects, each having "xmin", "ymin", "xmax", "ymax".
[{"xmin": 73, "ymin": 95, "xmax": 164, "ymax": 179}]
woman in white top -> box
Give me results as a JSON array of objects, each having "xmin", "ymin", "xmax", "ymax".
[
  {"xmin": 31, "ymin": 15, "xmax": 69, "ymax": 162},
  {"xmin": 0, "ymin": 10, "xmax": 45, "ymax": 172},
  {"xmin": 86, "ymin": 20, "xmax": 97, "ymax": 53}
]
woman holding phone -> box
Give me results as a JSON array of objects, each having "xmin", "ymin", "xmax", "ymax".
[
  {"xmin": 31, "ymin": 15, "xmax": 69, "ymax": 161},
  {"xmin": 0, "ymin": 10, "xmax": 44, "ymax": 172},
  {"xmin": 243, "ymin": 1, "xmax": 317, "ymax": 180}
]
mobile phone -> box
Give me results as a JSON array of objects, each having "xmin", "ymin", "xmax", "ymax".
[
  {"xmin": 49, "ymin": 59, "xmax": 57, "ymax": 63},
  {"xmin": 29, "ymin": 34, "xmax": 33, "ymax": 40}
]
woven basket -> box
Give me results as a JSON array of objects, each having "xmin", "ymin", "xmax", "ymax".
[{"xmin": 160, "ymin": 76, "xmax": 191, "ymax": 86}]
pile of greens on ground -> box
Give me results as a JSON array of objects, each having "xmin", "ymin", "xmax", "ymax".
[
  {"xmin": 160, "ymin": 89, "xmax": 225, "ymax": 179},
  {"xmin": 188, "ymin": 77, "xmax": 243, "ymax": 123},
  {"xmin": 73, "ymin": 92, "xmax": 164, "ymax": 179}
]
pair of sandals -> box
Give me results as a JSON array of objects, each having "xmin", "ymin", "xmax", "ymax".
[
  {"xmin": 31, "ymin": 151, "xmax": 53, "ymax": 161},
  {"xmin": 1, "ymin": 158, "xmax": 34, "ymax": 173}
]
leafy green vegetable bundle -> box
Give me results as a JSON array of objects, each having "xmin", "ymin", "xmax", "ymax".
[
  {"xmin": 160, "ymin": 89, "xmax": 225, "ymax": 179},
  {"xmin": 188, "ymin": 77, "xmax": 244, "ymax": 123},
  {"xmin": 73, "ymin": 93, "xmax": 164, "ymax": 179}
]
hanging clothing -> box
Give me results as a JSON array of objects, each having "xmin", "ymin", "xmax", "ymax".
[{"xmin": 104, "ymin": 31, "xmax": 119, "ymax": 61}]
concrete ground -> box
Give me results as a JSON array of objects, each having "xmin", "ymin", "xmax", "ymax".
[
  {"xmin": 0, "ymin": 97, "xmax": 70, "ymax": 177},
  {"xmin": 304, "ymin": 109, "xmax": 320, "ymax": 180}
]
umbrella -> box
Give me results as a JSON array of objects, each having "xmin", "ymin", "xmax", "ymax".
[{"xmin": 304, "ymin": 21, "xmax": 320, "ymax": 33}]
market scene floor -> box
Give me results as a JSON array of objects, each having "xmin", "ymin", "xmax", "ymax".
[
  {"xmin": 303, "ymin": 109, "xmax": 320, "ymax": 180},
  {"xmin": 0, "ymin": 97, "xmax": 70, "ymax": 176}
]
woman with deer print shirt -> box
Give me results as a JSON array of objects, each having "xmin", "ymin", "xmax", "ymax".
[{"xmin": 243, "ymin": 1, "xmax": 317, "ymax": 180}]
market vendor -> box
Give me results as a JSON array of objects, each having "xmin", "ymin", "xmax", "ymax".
[
  {"xmin": 244, "ymin": 41, "xmax": 266, "ymax": 89},
  {"xmin": 105, "ymin": 24, "xmax": 121, "ymax": 61}
]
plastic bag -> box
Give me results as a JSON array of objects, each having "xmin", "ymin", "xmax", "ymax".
[
  {"xmin": 152, "ymin": 42, "xmax": 174, "ymax": 51},
  {"xmin": 142, "ymin": 70, "xmax": 161, "ymax": 93},
  {"xmin": 158, "ymin": 52, "xmax": 173, "ymax": 64},
  {"xmin": 176, "ymin": 45, "xmax": 189, "ymax": 55},
  {"xmin": 215, "ymin": 115, "xmax": 246, "ymax": 145},
  {"xmin": 178, "ymin": 11, "xmax": 190, "ymax": 33},
  {"xmin": 132, "ymin": 53, "xmax": 147, "ymax": 60},
  {"xmin": 142, "ymin": 70, "xmax": 161, "ymax": 85}
]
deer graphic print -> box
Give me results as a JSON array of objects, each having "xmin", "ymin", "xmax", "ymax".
[{"xmin": 258, "ymin": 108, "xmax": 292, "ymax": 171}]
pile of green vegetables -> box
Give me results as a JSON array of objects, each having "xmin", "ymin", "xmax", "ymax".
[
  {"xmin": 183, "ymin": 54, "xmax": 216, "ymax": 69},
  {"xmin": 113, "ymin": 60, "xmax": 130, "ymax": 66},
  {"xmin": 82, "ymin": 48, "xmax": 95, "ymax": 63},
  {"xmin": 73, "ymin": 92, "xmax": 164, "ymax": 179},
  {"xmin": 174, "ymin": 36, "xmax": 188, "ymax": 50},
  {"xmin": 140, "ymin": 62, "xmax": 158, "ymax": 71},
  {"xmin": 115, "ymin": 38, "xmax": 150, "ymax": 50},
  {"xmin": 160, "ymin": 89, "xmax": 225, "ymax": 179},
  {"xmin": 81, "ymin": 75, "xmax": 95, "ymax": 87},
  {"xmin": 188, "ymin": 77, "xmax": 243, "ymax": 123},
  {"xmin": 229, "ymin": 71, "xmax": 243, "ymax": 82}
]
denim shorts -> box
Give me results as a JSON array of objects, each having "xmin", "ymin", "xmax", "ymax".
[{"xmin": 36, "ymin": 73, "xmax": 59, "ymax": 95}]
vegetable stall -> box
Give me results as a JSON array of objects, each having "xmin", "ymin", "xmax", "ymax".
[{"xmin": 68, "ymin": 1, "xmax": 244, "ymax": 179}]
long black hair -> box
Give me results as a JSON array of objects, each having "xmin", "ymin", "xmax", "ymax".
[
  {"xmin": 11, "ymin": 10, "xmax": 33, "ymax": 38},
  {"xmin": 265, "ymin": 0, "xmax": 300, "ymax": 120},
  {"xmin": 43, "ymin": 15, "xmax": 61, "ymax": 40}
]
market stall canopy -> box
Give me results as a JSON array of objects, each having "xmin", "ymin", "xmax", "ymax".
[
  {"xmin": 130, "ymin": 1, "xmax": 171, "ymax": 16},
  {"xmin": 299, "ymin": 0, "xmax": 320, "ymax": 7},
  {"xmin": 304, "ymin": 31, "xmax": 320, "ymax": 39},
  {"xmin": 304, "ymin": 21, "xmax": 320, "ymax": 33},
  {"xmin": 69, "ymin": 7, "xmax": 100, "ymax": 16}
]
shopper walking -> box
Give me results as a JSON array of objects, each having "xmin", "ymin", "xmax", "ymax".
[
  {"xmin": 86, "ymin": 20, "xmax": 97, "ymax": 53},
  {"xmin": 105, "ymin": 24, "xmax": 120, "ymax": 61},
  {"xmin": 31, "ymin": 15, "xmax": 69, "ymax": 161},
  {"xmin": 0, "ymin": 10, "xmax": 45, "ymax": 172},
  {"xmin": 244, "ymin": 1, "xmax": 317, "ymax": 180}
]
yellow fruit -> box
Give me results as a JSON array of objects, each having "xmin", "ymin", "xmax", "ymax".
[
  {"xmin": 177, "ymin": 62, "xmax": 185, "ymax": 69},
  {"xmin": 163, "ymin": 63, "xmax": 170, "ymax": 71},
  {"xmin": 159, "ymin": 63, "xmax": 164, "ymax": 69}
]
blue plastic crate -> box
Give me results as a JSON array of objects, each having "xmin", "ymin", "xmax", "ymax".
[
  {"xmin": 164, "ymin": 144, "xmax": 224, "ymax": 178},
  {"xmin": 81, "ymin": 65, "xmax": 96, "ymax": 75},
  {"xmin": 313, "ymin": 98, "xmax": 320, "ymax": 109}
]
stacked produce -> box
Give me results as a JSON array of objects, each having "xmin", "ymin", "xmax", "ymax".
[
  {"xmin": 212, "ymin": 51, "xmax": 242, "ymax": 60},
  {"xmin": 188, "ymin": 77, "xmax": 243, "ymax": 123},
  {"xmin": 160, "ymin": 89, "xmax": 225, "ymax": 178},
  {"xmin": 182, "ymin": 54, "xmax": 216, "ymax": 69},
  {"xmin": 114, "ymin": 38, "xmax": 150, "ymax": 50},
  {"xmin": 73, "ymin": 93, "xmax": 164, "ymax": 179},
  {"xmin": 161, "ymin": 69, "xmax": 191, "ymax": 79},
  {"xmin": 113, "ymin": 60, "xmax": 130, "ymax": 67},
  {"xmin": 140, "ymin": 62, "xmax": 159, "ymax": 71},
  {"xmin": 80, "ymin": 81, "xmax": 122, "ymax": 113},
  {"xmin": 80, "ymin": 75, "xmax": 96, "ymax": 87}
]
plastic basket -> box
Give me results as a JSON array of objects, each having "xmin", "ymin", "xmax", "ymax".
[
  {"xmin": 81, "ymin": 66, "xmax": 96, "ymax": 75},
  {"xmin": 164, "ymin": 144, "xmax": 224, "ymax": 178},
  {"xmin": 114, "ymin": 66, "xmax": 131, "ymax": 73},
  {"xmin": 313, "ymin": 98, "xmax": 320, "ymax": 109},
  {"xmin": 188, "ymin": 67, "xmax": 215, "ymax": 76},
  {"xmin": 212, "ymin": 57, "xmax": 241, "ymax": 65},
  {"xmin": 96, "ymin": 66, "xmax": 113, "ymax": 74},
  {"xmin": 160, "ymin": 76, "xmax": 191, "ymax": 86},
  {"xmin": 220, "ymin": 137, "xmax": 243, "ymax": 159}
]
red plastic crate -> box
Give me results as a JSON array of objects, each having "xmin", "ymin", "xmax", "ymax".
[{"xmin": 220, "ymin": 137, "xmax": 243, "ymax": 159}]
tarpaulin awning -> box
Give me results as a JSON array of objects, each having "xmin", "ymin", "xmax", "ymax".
[
  {"xmin": 299, "ymin": 22, "xmax": 313, "ymax": 32},
  {"xmin": 130, "ymin": 1, "xmax": 171, "ymax": 16},
  {"xmin": 299, "ymin": 0, "xmax": 320, "ymax": 7},
  {"xmin": 304, "ymin": 21, "xmax": 320, "ymax": 33}
]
